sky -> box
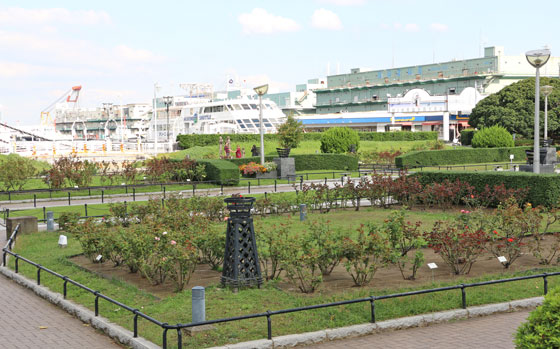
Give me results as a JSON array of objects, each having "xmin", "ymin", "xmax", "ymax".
[{"xmin": 1, "ymin": 0, "xmax": 560, "ymax": 125}]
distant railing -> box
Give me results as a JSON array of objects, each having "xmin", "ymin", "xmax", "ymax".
[{"xmin": 1, "ymin": 222, "xmax": 557, "ymax": 348}]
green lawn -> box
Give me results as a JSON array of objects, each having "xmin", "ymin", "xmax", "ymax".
[{"xmin": 8, "ymin": 228, "xmax": 559, "ymax": 349}]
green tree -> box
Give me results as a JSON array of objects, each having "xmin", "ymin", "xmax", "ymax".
[
  {"xmin": 0, "ymin": 154, "xmax": 37, "ymax": 190},
  {"xmin": 320, "ymin": 127, "xmax": 360, "ymax": 153},
  {"xmin": 277, "ymin": 114, "xmax": 304, "ymax": 149},
  {"xmin": 469, "ymin": 77, "xmax": 560, "ymax": 139}
]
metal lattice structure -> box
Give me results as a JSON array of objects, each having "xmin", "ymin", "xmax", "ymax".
[{"xmin": 221, "ymin": 196, "xmax": 262, "ymax": 288}]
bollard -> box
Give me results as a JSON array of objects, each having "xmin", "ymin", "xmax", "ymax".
[
  {"xmin": 101, "ymin": 190, "xmax": 104, "ymax": 203},
  {"xmin": 192, "ymin": 286, "xmax": 206, "ymax": 323},
  {"xmin": 34, "ymin": 194, "xmax": 36, "ymax": 208},
  {"xmin": 47, "ymin": 211, "xmax": 55, "ymax": 231},
  {"xmin": 300, "ymin": 204, "xmax": 307, "ymax": 221}
]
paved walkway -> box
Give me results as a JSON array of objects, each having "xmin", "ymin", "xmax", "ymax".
[
  {"xmin": 0, "ymin": 238, "xmax": 122, "ymax": 348},
  {"xmin": 306, "ymin": 310, "xmax": 531, "ymax": 349}
]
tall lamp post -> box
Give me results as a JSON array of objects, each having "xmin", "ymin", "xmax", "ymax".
[
  {"xmin": 541, "ymin": 85, "xmax": 553, "ymax": 141},
  {"xmin": 162, "ymin": 96, "xmax": 173, "ymax": 149},
  {"xmin": 253, "ymin": 84, "xmax": 269, "ymax": 165},
  {"xmin": 526, "ymin": 49, "xmax": 551, "ymax": 174}
]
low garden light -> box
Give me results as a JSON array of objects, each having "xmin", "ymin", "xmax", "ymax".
[{"xmin": 58, "ymin": 235, "xmax": 67, "ymax": 248}]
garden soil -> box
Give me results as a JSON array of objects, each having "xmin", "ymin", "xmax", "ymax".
[{"xmin": 70, "ymin": 235, "xmax": 557, "ymax": 297}]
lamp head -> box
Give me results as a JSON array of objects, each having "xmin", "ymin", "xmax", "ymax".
[
  {"xmin": 163, "ymin": 96, "xmax": 173, "ymax": 105},
  {"xmin": 253, "ymin": 84, "xmax": 269, "ymax": 96},
  {"xmin": 526, "ymin": 49, "xmax": 551, "ymax": 68},
  {"xmin": 541, "ymin": 85, "xmax": 554, "ymax": 96}
]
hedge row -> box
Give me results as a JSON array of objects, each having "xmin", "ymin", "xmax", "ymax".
[
  {"xmin": 227, "ymin": 154, "xmax": 358, "ymax": 171},
  {"xmin": 196, "ymin": 159, "xmax": 239, "ymax": 185},
  {"xmin": 395, "ymin": 147, "xmax": 530, "ymax": 168},
  {"xmin": 412, "ymin": 171, "xmax": 560, "ymax": 207},
  {"xmin": 176, "ymin": 131, "xmax": 437, "ymax": 149}
]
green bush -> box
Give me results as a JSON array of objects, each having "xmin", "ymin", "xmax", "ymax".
[
  {"xmin": 395, "ymin": 147, "xmax": 529, "ymax": 168},
  {"xmin": 460, "ymin": 129, "xmax": 477, "ymax": 146},
  {"xmin": 320, "ymin": 127, "xmax": 360, "ymax": 154},
  {"xmin": 176, "ymin": 131, "xmax": 437, "ymax": 149},
  {"xmin": 227, "ymin": 154, "xmax": 358, "ymax": 171},
  {"xmin": 471, "ymin": 126, "xmax": 514, "ymax": 148},
  {"xmin": 196, "ymin": 159, "xmax": 239, "ymax": 185},
  {"xmin": 277, "ymin": 115, "xmax": 304, "ymax": 149},
  {"xmin": 412, "ymin": 171, "xmax": 560, "ymax": 207},
  {"xmin": 516, "ymin": 287, "xmax": 560, "ymax": 348}
]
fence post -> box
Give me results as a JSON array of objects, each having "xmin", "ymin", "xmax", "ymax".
[
  {"xmin": 248, "ymin": 181, "xmax": 251, "ymax": 194},
  {"xmin": 68, "ymin": 192, "xmax": 71, "ymax": 205},
  {"xmin": 6, "ymin": 208, "xmax": 9, "ymax": 218},
  {"xmin": 193, "ymin": 184, "xmax": 196, "ymax": 197},
  {"xmin": 221, "ymin": 184, "xmax": 224, "ymax": 196},
  {"xmin": 63, "ymin": 277, "xmax": 68, "ymax": 299},
  {"xmin": 544, "ymin": 273, "xmax": 549, "ymax": 295},
  {"xmin": 162, "ymin": 327, "xmax": 169, "ymax": 349},
  {"xmin": 370, "ymin": 297, "xmax": 376, "ymax": 323},
  {"xmin": 33, "ymin": 194, "xmax": 36, "ymax": 208},
  {"xmin": 133, "ymin": 309, "xmax": 139, "ymax": 338},
  {"xmin": 461, "ymin": 284, "xmax": 467, "ymax": 309},
  {"xmin": 94, "ymin": 291, "xmax": 100, "ymax": 316},
  {"xmin": 88, "ymin": 188, "xmax": 91, "ymax": 196},
  {"xmin": 163, "ymin": 186, "xmax": 166, "ymax": 199},
  {"xmin": 43, "ymin": 207, "xmax": 46, "ymax": 221},
  {"xmin": 300, "ymin": 176, "xmax": 303, "ymax": 190},
  {"xmin": 84, "ymin": 204, "xmax": 88, "ymax": 217},
  {"xmin": 267, "ymin": 311, "xmax": 272, "ymax": 340},
  {"xmin": 8, "ymin": 191, "xmax": 11, "ymax": 201},
  {"xmin": 133, "ymin": 188, "xmax": 136, "ymax": 202},
  {"xmin": 37, "ymin": 268, "xmax": 41, "ymax": 285},
  {"xmin": 161, "ymin": 198, "xmax": 165, "ymax": 208},
  {"xmin": 325, "ymin": 177, "xmax": 327, "ymax": 186},
  {"xmin": 101, "ymin": 190, "xmax": 104, "ymax": 203},
  {"xmin": 274, "ymin": 180, "xmax": 277, "ymax": 192}
]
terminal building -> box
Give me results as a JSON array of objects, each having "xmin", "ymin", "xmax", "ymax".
[{"xmin": 301, "ymin": 46, "xmax": 560, "ymax": 140}]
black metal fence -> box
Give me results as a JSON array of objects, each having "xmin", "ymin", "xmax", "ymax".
[{"xmin": 2, "ymin": 224, "xmax": 557, "ymax": 349}]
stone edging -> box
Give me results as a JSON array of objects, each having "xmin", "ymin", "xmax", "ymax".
[
  {"xmin": 208, "ymin": 297, "xmax": 543, "ymax": 349},
  {"xmin": 0, "ymin": 266, "xmax": 159, "ymax": 349}
]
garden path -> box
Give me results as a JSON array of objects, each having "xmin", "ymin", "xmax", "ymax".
[
  {"xmin": 0, "ymin": 234, "xmax": 123, "ymax": 348},
  {"xmin": 305, "ymin": 309, "xmax": 531, "ymax": 349}
]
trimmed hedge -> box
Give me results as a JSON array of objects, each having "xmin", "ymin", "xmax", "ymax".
[
  {"xmin": 196, "ymin": 159, "xmax": 239, "ymax": 185},
  {"xmin": 176, "ymin": 131, "xmax": 437, "ymax": 149},
  {"xmin": 460, "ymin": 129, "xmax": 476, "ymax": 146},
  {"xmin": 227, "ymin": 154, "xmax": 358, "ymax": 171},
  {"xmin": 412, "ymin": 171, "xmax": 560, "ymax": 207},
  {"xmin": 395, "ymin": 147, "xmax": 529, "ymax": 168}
]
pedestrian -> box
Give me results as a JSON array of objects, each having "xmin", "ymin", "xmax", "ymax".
[
  {"xmin": 251, "ymin": 144, "xmax": 258, "ymax": 157},
  {"xmin": 236, "ymin": 145, "xmax": 242, "ymax": 158}
]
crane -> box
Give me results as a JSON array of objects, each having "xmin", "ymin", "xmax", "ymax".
[{"xmin": 40, "ymin": 85, "xmax": 82, "ymax": 127}]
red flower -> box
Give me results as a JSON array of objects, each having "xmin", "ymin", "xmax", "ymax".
[
  {"xmin": 493, "ymin": 230, "xmax": 498, "ymax": 235},
  {"xmin": 507, "ymin": 238, "xmax": 514, "ymax": 242}
]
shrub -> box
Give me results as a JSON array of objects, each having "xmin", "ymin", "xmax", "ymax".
[
  {"xmin": 255, "ymin": 222, "xmax": 292, "ymax": 281},
  {"xmin": 196, "ymin": 159, "xmax": 239, "ymax": 185},
  {"xmin": 277, "ymin": 114, "xmax": 304, "ymax": 149},
  {"xmin": 516, "ymin": 287, "xmax": 560, "ymax": 347},
  {"xmin": 343, "ymin": 223, "xmax": 390, "ymax": 286},
  {"xmin": 395, "ymin": 147, "xmax": 529, "ymax": 168},
  {"xmin": 424, "ymin": 218, "xmax": 487, "ymax": 275},
  {"xmin": 412, "ymin": 171, "xmax": 559, "ymax": 207},
  {"xmin": 460, "ymin": 129, "xmax": 477, "ymax": 146},
  {"xmin": 320, "ymin": 127, "xmax": 360, "ymax": 153},
  {"xmin": 471, "ymin": 125, "xmax": 514, "ymax": 148}
]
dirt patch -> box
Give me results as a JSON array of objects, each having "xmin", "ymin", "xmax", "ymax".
[{"xmin": 70, "ymin": 235, "xmax": 558, "ymax": 297}]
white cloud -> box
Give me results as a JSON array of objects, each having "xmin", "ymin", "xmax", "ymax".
[
  {"xmin": 316, "ymin": 0, "xmax": 366, "ymax": 5},
  {"xmin": 430, "ymin": 23, "xmax": 449, "ymax": 32},
  {"xmin": 114, "ymin": 45, "xmax": 165, "ymax": 64},
  {"xmin": 238, "ymin": 8, "xmax": 300, "ymax": 34},
  {"xmin": 393, "ymin": 22, "xmax": 402, "ymax": 30},
  {"xmin": 403, "ymin": 23, "xmax": 420, "ymax": 32},
  {"xmin": 0, "ymin": 7, "xmax": 111, "ymax": 26},
  {"xmin": 311, "ymin": 8, "xmax": 343, "ymax": 30}
]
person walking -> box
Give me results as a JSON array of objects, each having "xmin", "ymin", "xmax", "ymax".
[{"xmin": 236, "ymin": 145, "xmax": 242, "ymax": 158}]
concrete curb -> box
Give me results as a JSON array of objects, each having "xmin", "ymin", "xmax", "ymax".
[
  {"xmin": 0, "ymin": 266, "xmax": 160, "ymax": 349},
  {"xmin": 208, "ymin": 297, "xmax": 543, "ymax": 349}
]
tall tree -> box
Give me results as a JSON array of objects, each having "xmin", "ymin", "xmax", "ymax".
[{"xmin": 469, "ymin": 77, "xmax": 560, "ymax": 139}]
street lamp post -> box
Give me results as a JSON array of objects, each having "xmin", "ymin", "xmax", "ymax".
[
  {"xmin": 162, "ymin": 96, "xmax": 173, "ymax": 150},
  {"xmin": 541, "ymin": 85, "xmax": 553, "ymax": 141},
  {"xmin": 253, "ymin": 84, "xmax": 269, "ymax": 165},
  {"xmin": 526, "ymin": 49, "xmax": 551, "ymax": 174}
]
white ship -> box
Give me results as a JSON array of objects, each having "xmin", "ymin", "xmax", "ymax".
[{"xmin": 149, "ymin": 95, "xmax": 287, "ymax": 141}]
